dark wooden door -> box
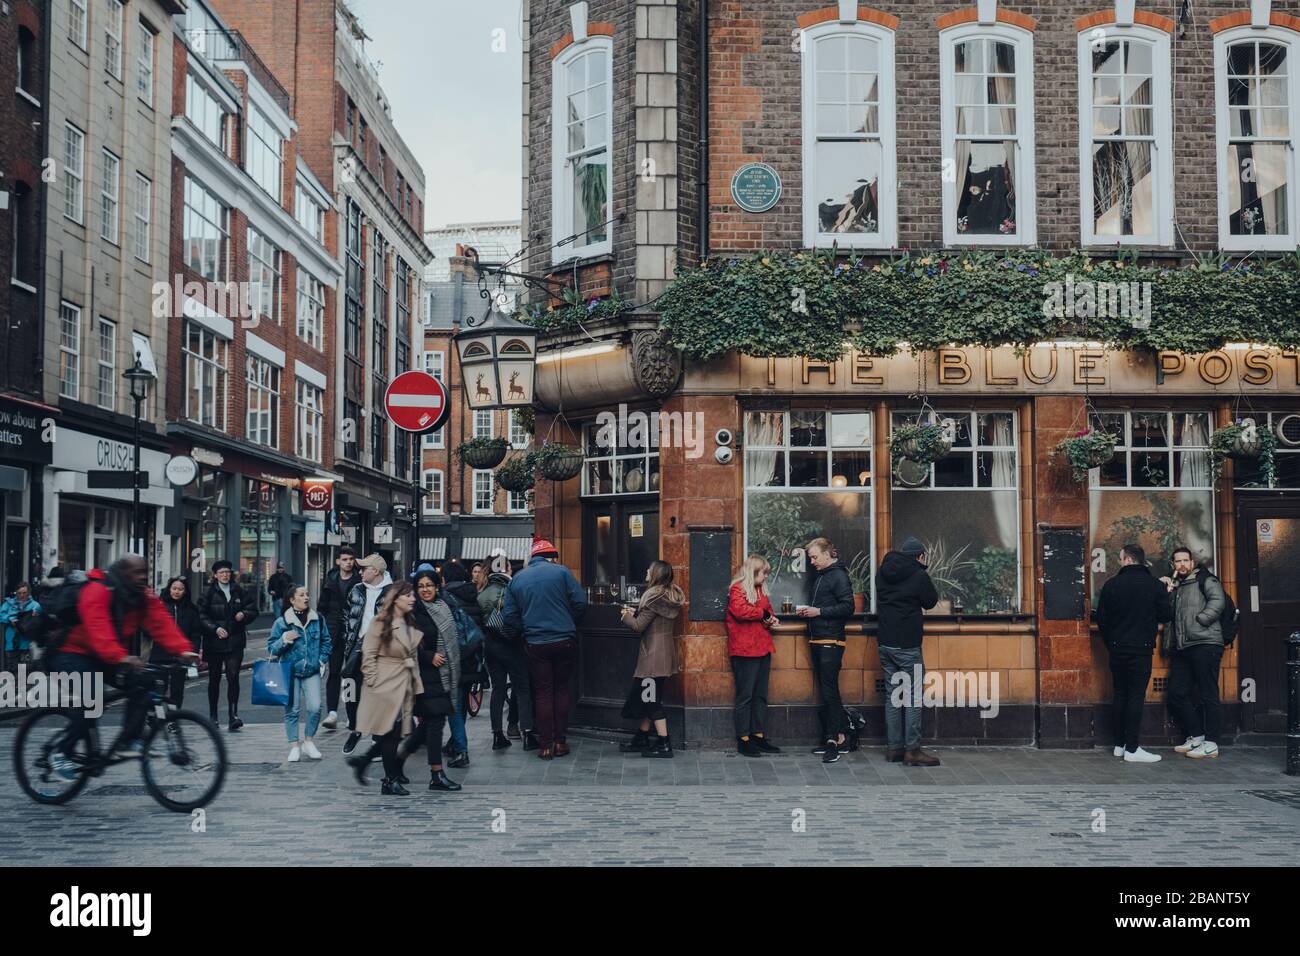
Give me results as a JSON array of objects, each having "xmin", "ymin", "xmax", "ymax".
[{"xmin": 1235, "ymin": 496, "xmax": 1300, "ymax": 732}]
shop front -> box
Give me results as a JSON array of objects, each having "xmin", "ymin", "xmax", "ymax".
[
  {"xmin": 534, "ymin": 341, "xmax": 1300, "ymax": 748},
  {"xmin": 0, "ymin": 396, "xmax": 52, "ymax": 597}
]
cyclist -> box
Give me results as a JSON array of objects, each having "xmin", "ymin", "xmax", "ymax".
[{"xmin": 52, "ymin": 555, "xmax": 198, "ymax": 774}]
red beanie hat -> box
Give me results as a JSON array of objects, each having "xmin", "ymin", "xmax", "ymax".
[{"xmin": 531, "ymin": 538, "xmax": 559, "ymax": 558}]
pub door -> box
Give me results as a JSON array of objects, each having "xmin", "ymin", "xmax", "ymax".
[{"xmin": 1234, "ymin": 496, "xmax": 1300, "ymax": 733}]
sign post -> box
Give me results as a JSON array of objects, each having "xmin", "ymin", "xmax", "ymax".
[{"xmin": 383, "ymin": 371, "xmax": 450, "ymax": 575}]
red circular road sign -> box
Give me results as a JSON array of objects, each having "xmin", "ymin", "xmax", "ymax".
[{"xmin": 383, "ymin": 370, "xmax": 449, "ymax": 434}]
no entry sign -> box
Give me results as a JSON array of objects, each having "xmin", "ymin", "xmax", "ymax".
[{"xmin": 383, "ymin": 370, "xmax": 449, "ymax": 434}]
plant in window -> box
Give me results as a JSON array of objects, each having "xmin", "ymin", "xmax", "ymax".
[
  {"xmin": 533, "ymin": 441, "xmax": 584, "ymax": 481},
  {"xmin": 746, "ymin": 496, "xmax": 822, "ymax": 587},
  {"xmin": 1210, "ymin": 418, "xmax": 1278, "ymax": 485},
  {"xmin": 1051, "ymin": 428, "xmax": 1118, "ymax": 482},
  {"xmin": 578, "ymin": 160, "xmax": 607, "ymax": 238},
  {"xmin": 918, "ymin": 537, "xmax": 973, "ymax": 613},
  {"xmin": 890, "ymin": 421, "xmax": 952, "ymax": 466},
  {"xmin": 968, "ymin": 546, "xmax": 1017, "ymax": 614},
  {"xmin": 494, "ymin": 452, "xmax": 537, "ymax": 493},
  {"xmin": 845, "ymin": 550, "xmax": 873, "ymax": 613},
  {"xmin": 1106, "ymin": 491, "xmax": 1205, "ymax": 576},
  {"xmin": 455, "ymin": 436, "xmax": 508, "ymax": 469}
]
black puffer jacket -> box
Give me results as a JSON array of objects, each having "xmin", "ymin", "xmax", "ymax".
[
  {"xmin": 1094, "ymin": 563, "xmax": 1174, "ymax": 653},
  {"xmin": 317, "ymin": 568, "xmax": 360, "ymax": 650},
  {"xmin": 875, "ymin": 552, "xmax": 939, "ymax": 649},
  {"xmin": 804, "ymin": 561, "xmax": 855, "ymax": 643},
  {"xmin": 197, "ymin": 580, "xmax": 259, "ymax": 655}
]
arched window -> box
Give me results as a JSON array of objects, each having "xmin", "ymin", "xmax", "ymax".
[{"xmin": 551, "ymin": 35, "xmax": 613, "ymax": 263}]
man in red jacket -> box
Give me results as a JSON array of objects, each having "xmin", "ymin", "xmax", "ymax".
[{"xmin": 55, "ymin": 555, "xmax": 197, "ymax": 761}]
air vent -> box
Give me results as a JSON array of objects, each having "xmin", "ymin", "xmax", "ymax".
[{"xmin": 1153, "ymin": 677, "xmax": 1168, "ymax": 693}]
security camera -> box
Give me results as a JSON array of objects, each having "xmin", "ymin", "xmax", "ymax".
[
  {"xmin": 715, "ymin": 428, "xmax": 734, "ymax": 446},
  {"xmin": 715, "ymin": 446, "xmax": 734, "ymax": 465}
]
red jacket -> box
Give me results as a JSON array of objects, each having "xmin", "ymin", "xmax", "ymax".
[
  {"xmin": 726, "ymin": 583, "xmax": 775, "ymax": 657},
  {"xmin": 62, "ymin": 571, "xmax": 192, "ymax": 666}
]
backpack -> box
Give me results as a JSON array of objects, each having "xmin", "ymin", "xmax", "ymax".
[
  {"xmin": 20, "ymin": 571, "xmax": 97, "ymax": 655},
  {"xmin": 446, "ymin": 598, "xmax": 485, "ymax": 653},
  {"xmin": 1197, "ymin": 569, "xmax": 1239, "ymax": 647}
]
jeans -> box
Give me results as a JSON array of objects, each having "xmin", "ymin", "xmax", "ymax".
[
  {"xmin": 1167, "ymin": 644, "xmax": 1224, "ymax": 742},
  {"xmin": 325, "ymin": 626, "xmax": 346, "ymax": 713},
  {"xmin": 526, "ymin": 638, "xmax": 576, "ymax": 749},
  {"xmin": 730, "ymin": 654, "xmax": 771, "ymax": 738},
  {"xmin": 879, "ymin": 644, "xmax": 924, "ymax": 751},
  {"xmin": 446, "ymin": 686, "xmax": 470, "ymax": 754},
  {"xmin": 810, "ymin": 643, "xmax": 846, "ymax": 741},
  {"xmin": 284, "ymin": 672, "xmax": 323, "ymax": 742},
  {"xmin": 1108, "ymin": 650, "xmax": 1152, "ymax": 752},
  {"xmin": 485, "ymin": 634, "xmax": 533, "ymax": 732}
]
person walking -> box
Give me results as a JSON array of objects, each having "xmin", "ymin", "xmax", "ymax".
[
  {"xmin": 156, "ymin": 576, "xmax": 211, "ymax": 707},
  {"xmin": 478, "ymin": 561, "xmax": 537, "ymax": 752},
  {"xmin": 318, "ymin": 546, "xmax": 360, "ymax": 732},
  {"xmin": 197, "ymin": 560, "xmax": 259, "ymax": 731},
  {"xmin": 725, "ymin": 556, "xmax": 780, "ymax": 757},
  {"xmin": 1094, "ymin": 544, "xmax": 1173, "ymax": 763},
  {"xmin": 339, "ymin": 554, "xmax": 392, "ymax": 755},
  {"xmin": 875, "ymin": 537, "xmax": 941, "ymax": 767},
  {"xmin": 618, "ymin": 560, "xmax": 684, "ymax": 758},
  {"xmin": 268, "ymin": 585, "xmax": 332, "ymax": 763},
  {"xmin": 1164, "ymin": 546, "xmax": 1226, "ymax": 760},
  {"xmin": 797, "ymin": 537, "xmax": 854, "ymax": 763},
  {"xmin": 439, "ymin": 561, "xmax": 487, "ymax": 767},
  {"xmin": 267, "ymin": 563, "xmax": 293, "ymax": 618},
  {"xmin": 1, "ymin": 583, "xmax": 40, "ymax": 671},
  {"xmin": 406, "ymin": 569, "xmax": 462, "ymax": 792},
  {"xmin": 346, "ymin": 581, "xmax": 423, "ymax": 795},
  {"xmin": 502, "ymin": 539, "xmax": 587, "ymax": 760}
]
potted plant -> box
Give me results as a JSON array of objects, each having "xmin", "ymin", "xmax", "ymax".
[
  {"xmin": 494, "ymin": 453, "xmax": 536, "ymax": 493},
  {"xmin": 918, "ymin": 538, "xmax": 972, "ymax": 615},
  {"xmin": 533, "ymin": 442, "xmax": 584, "ymax": 481},
  {"xmin": 456, "ymin": 436, "xmax": 509, "ymax": 469},
  {"xmin": 846, "ymin": 550, "xmax": 873, "ymax": 613},
  {"xmin": 1051, "ymin": 428, "xmax": 1118, "ymax": 481},
  {"xmin": 890, "ymin": 420, "xmax": 953, "ymax": 466},
  {"xmin": 1210, "ymin": 418, "xmax": 1279, "ymax": 484}
]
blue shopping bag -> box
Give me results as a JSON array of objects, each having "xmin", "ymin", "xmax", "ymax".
[{"xmin": 252, "ymin": 659, "xmax": 293, "ymax": 707}]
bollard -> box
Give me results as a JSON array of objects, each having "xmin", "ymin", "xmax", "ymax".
[{"xmin": 1289, "ymin": 631, "xmax": 1300, "ymax": 777}]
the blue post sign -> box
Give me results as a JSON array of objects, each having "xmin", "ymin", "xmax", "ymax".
[{"xmin": 730, "ymin": 163, "xmax": 782, "ymax": 213}]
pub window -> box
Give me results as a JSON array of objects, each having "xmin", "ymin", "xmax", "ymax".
[
  {"xmin": 582, "ymin": 419, "xmax": 661, "ymax": 497},
  {"xmin": 890, "ymin": 410, "xmax": 1019, "ymax": 613},
  {"xmin": 1088, "ymin": 410, "xmax": 1215, "ymax": 598},
  {"xmin": 744, "ymin": 410, "xmax": 874, "ymax": 613},
  {"xmin": 800, "ymin": 18, "xmax": 897, "ymax": 248},
  {"xmin": 939, "ymin": 23, "xmax": 1037, "ymax": 246},
  {"xmin": 1216, "ymin": 28, "xmax": 1299, "ymax": 250},
  {"xmin": 1232, "ymin": 412, "xmax": 1300, "ymax": 489},
  {"xmin": 551, "ymin": 35, "xmax": 612, "ymax": 262}
]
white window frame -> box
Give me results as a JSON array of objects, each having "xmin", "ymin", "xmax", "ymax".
[
  {"xmin": 510, "ymin": 411, "xmax": 529, "ymax": 449},
  {"xmin": 1214, "ymin": 26, "xmax": 1300, "ymax": 252},
  {"xmin": 132, "ymin": 173, "xmax": 151, "ymax": 262},
  {"xmin": 473, "ymin": 409, "xmax": 494, "ymax": 440},
  {"xmin": 422, "ymin": 351, "xmax": 446, "ymax": 448},
  {"xmin": 1088, "ymin": 409, "xmax": 1215, "ymax": 491},
  {"xmin": 183, "ymin": 322, "xmax": 229, "ymax": 430},
  {"xmin": 422, "ymin": 469, "xmax": 445, "ymax": 515},
  {"xmin": 136, "ymin": 21, "xmax": 155, "ymax": 107},
  {"xmin": 799, "ymin": 19, "xmax": 898, "ymax": 249},
  {"xmin": 95, "ymin": 318, "xmax": 117, "ymax": 411},
  {"xmin": 295, "ymin": 183, "xmax": 326, "ymax": 244},
  {"xmin": 295, "ymin": 379, "xmax": 324, "ymax": 464},
  {"xmin": 939, "ymin": 22, "xmax": 1037, "ymax": 247},
  {"xmin": 550, "ymin": 35, "xmax": 614, "ymax": 264},
  {"xmin": 508, "ymin": 489, "xmax": 531, "ymax": 514},
  {"xmin": 105, "ymin": 0, "xmax": 123, "ymax": 81},
  {"xmin": 186, "ymin": 72, "xmax": 227, "ymax": 151},
  {"xmin": 472, "ymin": 470, "xmax": 495, "ymax": 514},
  {"xmin": 245, "ymin": 354, "xmax": 281, "ymax": 449},
  {"xmin": 247, "ymin": 226, "xmax": 282, "ymax": 324},
  {"xmin": 59, "ymin": 301, "xmax": 81, "ymax": 401},
  {"xmin": 100, "ymin": 149, "xmax": 120, "ymax": 243},
  {"xmin": 69, "ymin": 0, "xmax": 88, "ymax": 50},
  {"xmin": 247, "ymin": 106, "xmax": 284, "ymax": 203},
  {"xmin": 64, "ymin": 123, "xmax": 84, "ymax": 224},
  {"xmin": 184, "ymin": 176, "xmax": 229, "ymax": 281},
  {"xmin": 296, "ymin": 269, "xmax": 325, "ymax": 350},
  {"xmin": 1077, "ymin": 24, "xmax": 1174, "ymax": 247}
]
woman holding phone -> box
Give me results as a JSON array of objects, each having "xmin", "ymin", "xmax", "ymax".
[
  {"xmin": 726, "ymin": 555, "xmax": 781, "ymax": 757},
  {"xmin": 618, "ymin": 560, "xmax": 684, "ymax": 758},
  {"xmin": 267, "ymin": 585, "xmax": 332, "ymax": 763}
]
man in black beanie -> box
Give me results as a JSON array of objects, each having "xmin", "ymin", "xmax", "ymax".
[{"xmin": 875, "ymin": 536, "xmax": 940, "ymax": 766}]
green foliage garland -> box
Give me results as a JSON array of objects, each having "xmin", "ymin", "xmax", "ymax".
[
  {"xmin": 1210, "ymin": 421, "xmax": 1279, "ymax": 486},
  {"xmin": 520, "ymin": 288, "xmax": 631, "ymax": 334}
]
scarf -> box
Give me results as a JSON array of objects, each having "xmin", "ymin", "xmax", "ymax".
[{"xmin": 420, "ymin": 598, "xmax": 457, "ymax": 692}]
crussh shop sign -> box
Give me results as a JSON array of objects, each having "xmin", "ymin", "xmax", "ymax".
[{"xmin": 747, "ymin": 347, "xmax": 1300, "ymax": 394}]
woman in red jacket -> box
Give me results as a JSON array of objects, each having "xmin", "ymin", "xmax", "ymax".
[{"xmin": 726, "ymin": 555, "xmax": 781, "ymax": 757}]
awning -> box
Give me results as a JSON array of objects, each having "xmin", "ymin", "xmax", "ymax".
[
  {"xmin": 460, "ymin": 537, "xmax": 533, "ymax": 561},
  {"xmin": 419, "ymin": 537, "xmax": 449, "ymax": 561}
]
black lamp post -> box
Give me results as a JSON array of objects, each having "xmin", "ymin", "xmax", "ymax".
[{"xmin": 123, "ymin": 353, "xmax": 156, "ymax": 556}]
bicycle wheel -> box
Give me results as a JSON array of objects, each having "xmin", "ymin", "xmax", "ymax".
[
  {"xmin": 467, "ymin": 683, "xmax": 483, "ymax": 717},
  {"xmin": 12, "ymin": 711, "xmax": 97, "ymax": 805},
  {"xmin": 140, "ymin": 710, "xmax": 227, "ymax": 812}
]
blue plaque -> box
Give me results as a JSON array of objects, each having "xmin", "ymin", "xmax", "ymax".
[{"xmin": 730, "ymin": 163, "xmax": 782, "ymax": 214}]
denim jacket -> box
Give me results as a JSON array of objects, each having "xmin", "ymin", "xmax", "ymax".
[{"xmin": 268, "ymin": 609, "xmax": 332, "ymax": 678}]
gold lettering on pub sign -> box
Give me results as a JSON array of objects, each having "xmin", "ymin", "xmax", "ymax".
[
  {"xmin": 985, "ymin": 350, "xmax": 1016, "ymax": 386},
  {"xmin": 1023, "ymin": 348, "xmax": 1058, "ymax": 385},
  {"xmin": 1198, "ymin": 350, "xmax": 1232, "ymax": 386},
  {"xmin": 938, "ymin": 349, "xmax": 972, "ymax": 385},
  {"xmin": 1074, "ymin": 350, "xmax": 1106, "ymax": 386},
  {"xmin": 851, "ymin": 351, "xmax": 883, "ymax": 385},
  {"xmin": 802, "ymin": 357, "xmax": 837, "ymax": 384},
  {"xmin": 1158, "ymin": 351, "xmax": 1186, "ymax": 378},
  {"xmin": 1243, "ymin": 350, "xmax": 1273, "ymax": 385}
]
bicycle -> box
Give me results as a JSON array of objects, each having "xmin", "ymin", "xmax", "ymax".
[{"xmin": 13, "ymin": 663, "xmax": 227, "ymax": 813}]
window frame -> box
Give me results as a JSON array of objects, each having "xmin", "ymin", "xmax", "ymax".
[
  {"xmin": 64, "ymin": 123, "xmax": 85, "ymax": 224},
  {"xmin": 550, "ymin": 35, "xmax": 614, "ymax": 264},
  {"xmin": 1077, "ymin": 24, "xmax": 1174, "ymax": 248},
  {"xmin": 422, "ymin": 351, "xmax": 446, "ymax": 448},
  {"xmin": 473, "ymin": 409, "xmax": 494, "ymax": 440},
  {"xmin": 100, "ymin": 149, "xmax": 120, "ymax": 244},
  {"xmin": 183, "ymin": 322, "xmax": 229, "ymax": 430},
  {"xmin": 69, "ymin": 0, "xmax": 88, "ymax": 51},
  {"xmin": 508, "ymin": 489, "xmax": 531, "ymax": 514},
  {"xmin": 185, "ymin": 72, "xmax": 228, "ymax": 151},
  {"xmin": 1214, "ymin": 26, "xmax": 1300, "ymax": 251},
  {"xmin": 799, "ymin": 19, "xmax": 898, "ymax": 249},
  {"xmin": 1233, "ymin": 411, "xmax": 1300, "ymax": 490},
  {"xmin": 296, "ymin": 269, "xmax": 325, "ymax": 350},
  {"xmin": 59, "ymin": 301, "xmax": 81, "ymax": 401},
  {"xmin": 247, "ymin": 225, "xmax": 282, "ymax": 325},
  {"xmin": 422, "ymin": 469, "xmax": 445, "ymax": 515},
  {"xmin": 472, "ymin": 470, "xmax": 495, "ymax": 515},
  {"xmin": 95, "ymin": 317, "xmax": 117, "ymax": 411},
  {"xmin": 247, "ymin": 106, "xmax": 285, "ymax": 203},
  {"xmin": 245, "ymin": 353, "xmax": 282, "ymax": 449},
  {"xmin": 132, "ymin": 173, "xmax": 151, "ymax": 262},
  {"xmin": 295, "ymin": 379, "xmax": 324, "ymax": 464},
  {"xmin": 1088, "ymin": 409, "xmax": 1215, "ymax": 491},
  {"xmin": 105, "ymin": 0, "xmax": 124, "ymax": 81},
  {"xmin": 582, "ymin": 418, "xmax": 661, "ymax": 498},
  {"xmin": 183, "ymin": 176, "xmax": 229, "ymax": 281},
  {"xmin": 938, "ymin": 22, "xmax": 1038, "ymax": 247},
  {"xmin": 136, "ymin": 20, "xmax": 155, "ymax": 107}
]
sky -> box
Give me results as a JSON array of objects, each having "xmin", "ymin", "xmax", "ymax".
[{"xmin": 347, "ymin": 0, "xmax": 524, "ymax": 231}]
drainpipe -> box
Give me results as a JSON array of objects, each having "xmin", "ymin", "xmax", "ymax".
[{"xmin": 697, "ymin": 0, "xmax": 709, "ymax": 262}]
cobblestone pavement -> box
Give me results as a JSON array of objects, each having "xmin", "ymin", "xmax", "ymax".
[{"xmin": 1, "ymin": 671, "xmax": 1296, "ymax": 866}]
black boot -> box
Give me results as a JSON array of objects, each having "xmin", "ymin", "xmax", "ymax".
[
  {"xmin": 620, "ymin": 730, "xmax": 651, "ymax": 753},
  {"xmin": 429, "ymin": 769, "xmax": 462, "ymax": 792},
  {"xmin": 448, "ymin": 751, "xmax": 470, "ymax": 769},
  {"xmin": 227, "ymin": 713, "xmax": 243, "ymax": 732},
  {"xmin": 347, "ymin": 753, "xmax": 372, "ymax": 786},
  {"xmin": 381, "ymin": 777, "xmax": 410, "ymax": 796},
  {"xmin": 492, "ymin": 731, "xmax": 512, "ymax": 750},
  {"xmin": 642, "ymin": 734, "xmax": 674, "ymax": 758},
  {"xmin": 522, "ymin": 731, "xmax": 540, "ymax": 752}
]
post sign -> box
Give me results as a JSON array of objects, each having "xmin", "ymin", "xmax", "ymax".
[
  {"xmin": 730, "ymin": 163, "xmax": 783, "ymax": 213},
  {"xmin": 383, "ymin": 371, "xmax": 449, "ymax": 434},
  {"xmin": 302, "ymin": 478, "xmax": 334, "ymax": 512}
]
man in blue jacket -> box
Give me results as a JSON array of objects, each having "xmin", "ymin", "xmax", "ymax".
[{"xmin": 503, "ymin": 539, "xmax": 587, "ymax": 759}]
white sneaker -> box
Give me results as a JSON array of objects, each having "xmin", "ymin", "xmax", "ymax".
[
  {"xmin": 1123, "ymin": 747, "xmax": 1162, "ymax": 763},
  {"xmin": 287, "ymin": 745, "xmax": 301, "ymax": 763},
  {"xmin": 1174, "ymin": 735, "xmax": 1205, "ymax": 753},
  {"xmin": 1187, "ymin": 741, "xmax": 1219, "ymax": 759},
  {"xmin": 1113, "ymin": 746, "xmax": 1124, "ymax": 757},
  {"xmin": 321, "ymin": 711, "xmax": 338, "ymax": 730},
  {"xmin": 302, "ymin": 740, "xmax": 322, "ymax": 760}
]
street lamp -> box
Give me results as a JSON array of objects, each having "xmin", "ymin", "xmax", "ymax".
[
  {"xmin": 123, "ymin": 353, "xmax": 156, "ymax": 556},
  {"xmin": 454, "ymin": 300, "xmax": 538, "ymax": 410}
]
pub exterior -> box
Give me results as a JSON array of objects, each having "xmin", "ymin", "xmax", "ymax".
[{"xmin": 517, "ymin": 0, "xmax": 1300, "ymax": 747}]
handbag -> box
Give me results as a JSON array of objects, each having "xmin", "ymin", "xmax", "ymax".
[{"xmin": 252, "ymin": 658, "xmax": 293, "ymax": 707}]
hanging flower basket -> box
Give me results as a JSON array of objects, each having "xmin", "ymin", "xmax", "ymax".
[
  {"xmin": 494, "ymin": 454, "xmax": 536, "ymax": 493},
  {"xmin": 456, "ymin": 437, "xmax": 509, "ymax": 469},
  {"xmin": 890, "ymin": 421, "xmax": 953, "ymax": 465},
  {"xmin": 1210, "ymin": 419, "xmax": 1278, "ymax": 483},
  {"xmin": 534, "ymin": 443, "xmax": 584, "ymax": 481},
  {"xmin": 1051, "ymin": 429, "xmax": 1118, "ymax": 482}
]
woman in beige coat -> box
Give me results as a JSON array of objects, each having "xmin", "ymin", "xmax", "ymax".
[
  {"xmin": 618, "ymin": 560, "xmax": 684, "ymax": 758},
  {"xmin": 346, "ymin": 581, "xmax": 423, "ymax": 795}
]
